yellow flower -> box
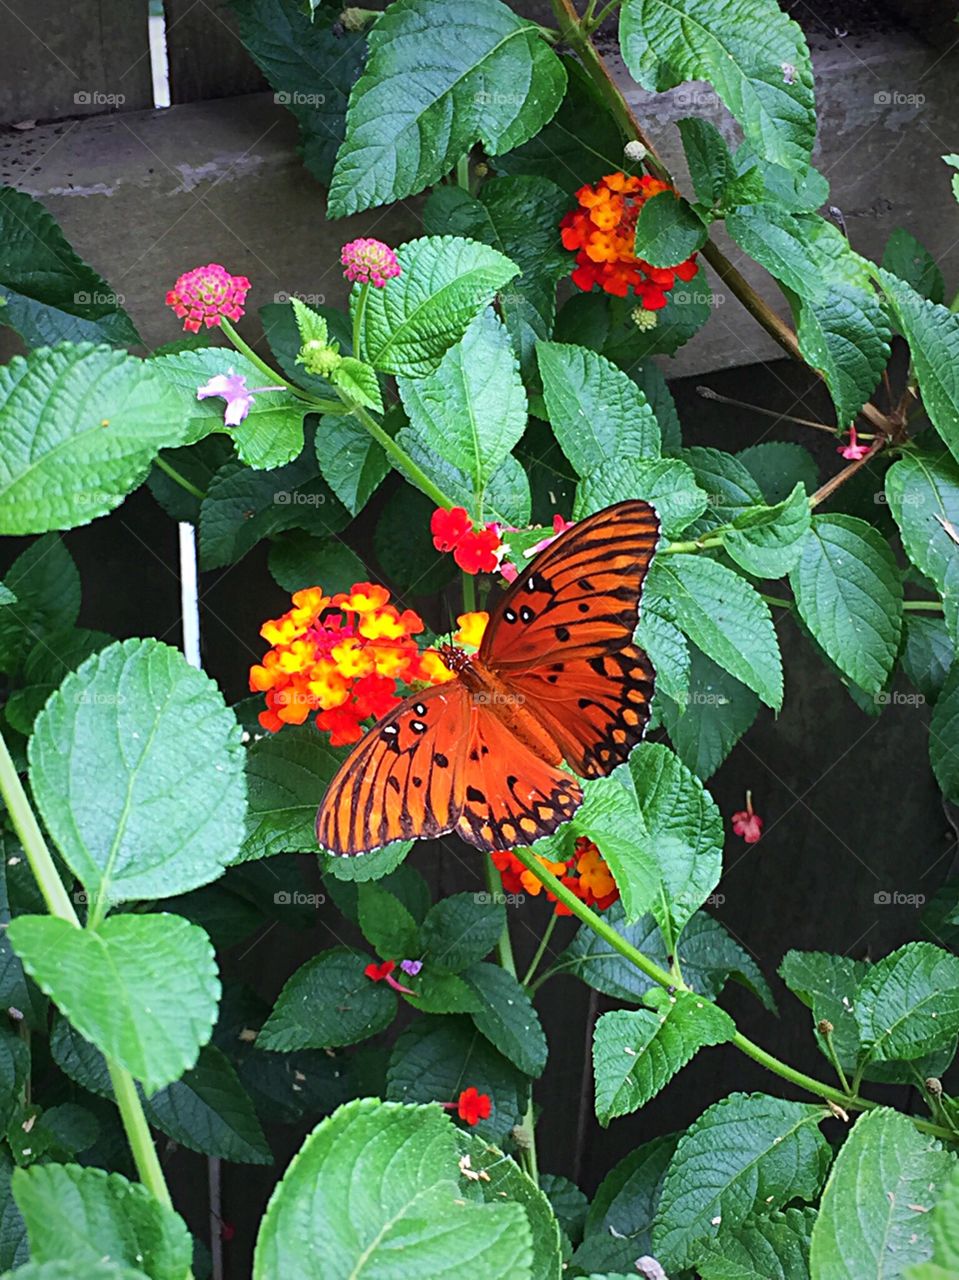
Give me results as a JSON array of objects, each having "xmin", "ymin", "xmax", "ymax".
[{"xmin": 455, "ymin": 611, "xmax": 489, "ymax": 649}]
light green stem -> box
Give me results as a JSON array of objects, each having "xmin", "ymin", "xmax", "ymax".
[
  {"xmin": 461, "ymin": 571, "xmax": 477, "ymax": 615},
  {"xmin": 456, "ymin": 153, "xmax": 471, "ymax": 192},
  {"xmin": 335, "ymin": 392, "xmax": 457, "ymax": 510},
  {"xmin": 658, "ymin": 534, "xmax": 725, "ymax": 556},
  {"xmin": 508, "ymin": 845, "xmax": 957, "ymax": 1141},
  {"xmin": 0, "ymin": 732, "xmax": 185, "ymax": 1223},
  {"xmin": 521, "ymin": 913, "xmax": 559, "ymax": 987},
  {"xmin": 904, "ymin": 599, "xmax": 945, "ymax": 612},
  {"xmin": 154, "ymin": 455, "xmax": 206, "ymax": 502},
  {"xmin": 219, "ymin": 316, "xmax": 340, "ymax": 412},
  {"xmin": 352, "ymin": 281, "xmax": 370, "ymax": 362}
]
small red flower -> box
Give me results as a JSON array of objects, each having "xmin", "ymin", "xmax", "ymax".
[
  {"xmin": 166, "ymin": 263, "xmax": 251, "ymax": 332},
  {"xmin": 837, "ymin": 426, "xmax": 870, "ymax": 461},
  {"xmin": 731, "ymin": 791, "xmax": 764, "ymax": 844},
  {"xmin": 364, "ymin": 959, "xmax": 395, "ymax": 982},
  {"xmin": 430, "ymin": 507, "xmax": 503, "ymax": 575},
  {"xmin": 430, "ymin": 506, "xmax": 472, "ymax": 552},
  {"xmin": 456, "ymin": 1087, "xmax": 492, "ymax": 1126}
]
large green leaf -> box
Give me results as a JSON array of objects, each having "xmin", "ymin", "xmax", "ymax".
[
  {"xmin": 930, "ymin": 664, "xmax": 959, "ymax": 802},
  {"xmin": 877, "ymin": 270, "xmax": 959, "ymax": 464},
  {"xmin": 789, "ymin": 515, "xmax": 902, "ymax": 696},
  {"xmin": 886, "ymin": 453, "xmax": 959, "ymax": 642},
  {"xmin": 723, "ymin": 484, "xmax": 811, "ymax": 578},
  {"xmin": 779, "ymin": 949, "xmax": 865, "ymax": 1071},
  {"xmin": 464, "ymin": 963, "xmax": 548, "ymax": 1078},
  {"xmin": 420, "ymin": 894, "xmax": 506, "ymax": 973},
  {"xmin": 241, "ymin": 723, "xmax": 345, "ymax": 861},
  {"xmin": 593, "ymin": 991, "xmax": 734, "ymax": 1124},
  {"xmin": 573, "ymin": 1135, "xmax": 677, "ymax": 1274},
  {"xmin": 357, "ymin": 236, "xmax": 519, "ymax": 377},
  {"xmin": 9, "ymin": 913, "xmax": 219, "ymax": 1093},
  {"xmin": 652, "ymin": 555, "xmax": 783, "ymax": 708},
  {"xmin": 5, "ymin": 628, "xmax": 113, "ymax": 736},
  {"xmin": 681, "ymin": 446, "xmax": 765, "ymax": 535},
  {"xmin": 314, "ymin": 413, "xmax": 390, "ymax": 516},
  {"xmin": 810, "ymin": 1108, "xmax": 955, "ymax": 1280},
  {"xmin": 0, "ymin": 344, "xmax": 185, "ymax": 534},
  {"xmin": 258, "ymin": 948, "xmax": 395, "ymax": 1052},
  {"xmin": 856, "ymin": 942, "xmax": 959, "ymax": 1063},
  {"xmin": 0, "ymin": 1030, "xmax": 28, "ymax": 1135},
  {"xmin": 537, "ymin": 341, "xmax": 660, "ymax": 477},
  {"xmin": 736, "ymin": 441, "xmax": 818, "ymax": 504},
  {"xmin": 652, "ymin": 1093, "xmax": 831, "ymax": 1269},
  {"xmin": 574, "ymin": 457, "xmax": 704, "ymax": 537},
  {"xmin": 881, "ymin": 228, "xmax": 945, "ymax": 304},
  {"xmin": 29, "ymin": 639, "xmax": 246, "ymax": 906},
  {"xmin": 902, "ymin": 614, "xmax": 954, "ymax": 704},
  {"xmin": 328, "ymin": 0, "xmax": 565, "ymax": 215},
  {"xmin": 659, "ymin": 645, "xmax": 759, "ymax": 781},
  {"xmin": 395, "ymin": 424, "xmax": 531, "ymax": 525},
  {"xmin": 357, "ymin": 882, "xmax": 420, "ymax": 960},
  {"xmin": 268, "ymin": 532, "xmax": 367, "ymax": 595},
  {"xmin": 0, "ymin": 1263, "xmax": 151, "ymax": 1279},
  {"xmin": 634, "ymin": 191, "xmax": 708, "ymax": 266},
  {"xmin": 398, "ymin": 309, "xmax": 526, "ymax": 498},
  {"xmin": 253, "ymin": 1098, "xmax": 531, "ymax": 1278},
  {"xmin": 0, "ymin": 536, "xmax": 79, "ymax": 677},
  {"xmin": 619, "ymin": 0, "xmax": 815, "ymax": 173},
  {"xmin": 0, "ymin": 187, "xmax": 139, "ymax": 347},
  {"xmin": 698, "ymin": 1208, "xmax": 815, "ymax": 1280},
  {"xmin": 12, "ymin": 1164, "xmax": 191, "ymax": 1280},
  {"xmin": 904, "ymin": 1163, "xmax": 959, "ymax": 1280}
]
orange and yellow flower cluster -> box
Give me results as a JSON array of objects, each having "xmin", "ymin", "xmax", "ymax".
[
  {"xmin": 560, "ymin": 172, "xmax": 699, "ymax": 307},
  {"xmin": 493, "ymin": 837, "xmax": 619, "ymax": 916},
  {"xmin": 249, "ymin": 583, "xmax": 451, "ymax": 746}
]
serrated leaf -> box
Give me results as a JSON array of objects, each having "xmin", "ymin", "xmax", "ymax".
[
  {"xmin": 574, "ymin": 457, "xmax": 703, "ymax": 537},
  {"xmin": 811, "ymin": 1108, "xmax": 955, "ymax": 1280},
  {"xmin": 29, "ymin": 638, "xmax": 246, "ymax": 905},
  {"xmin": 257, "ymin": 947, "xmax": 395, "ymax": 1051},
  {"xmin": 698, "ymin": 1207, "xmax": 815, "ymax": 1280},
  {"xmin": 398, "ymin": 309, "xmax": 527, "ymax": 497},
  {"xmin": 574, "ymin": 1135, "xmax": 677, "ymax": 1275},
  {"xmin": 556, "ymin": 272, "xmax": 711, "ymax": 362},
  {"xmin": 12, "ymin": 1163, "xmax": 192, "ymax": 1280},
  {"xmin": 0, "ymin": 1151, "xmax": 27, "ymax": 1271},
  {"xmin": 652, "ymin": 1092, "xmax": 831, "ymax": 1269},
  {"xmin": 619, "ymin": 0, "xmax": 815, "ymax": 173},
  {"xmin": 904, "ymin": 1162, "xmax": 959, "ymax": 1279},
  {"xmin": 779, "ymin": 949, "xmax": 864, "ymax": 1070},
  {"xmin": 903, "ymin": 615, "xmax": 954, "ymax": 704},
  {"xmin": 0, "ymin": 344, "xmax": 185, "ymax": 534},
  {"xmin": 789, "ymin": 514, "xmax": 903, "ymax": 696},
  {"xmin": 465, "ymin": 962, "xmax": 548, "ymax": 1077},
  {"xmin": 328, "ymin": 0, "xmax": 565, "ymax": 215},
  {"xmin": 315, "ymin": 412, "xmax": 390, "ymax": 516},
  {"xmin": 726, "ymin": 205, "xmax": 823, "ymax": 299},
  {"xmin": 736, "ymin": 441, "xmax": 818, "ymax": 504},
  {"xmin": 0, "ymin": 847, "xmax": 46, "ymax": 1031},
  {"xmin": 357, "ymin": 882, "xmax": 420, "ymax": 960},
  {"xmin": 557, "ymin": 775, "xmax": 659, "ymax": 923},
  {"xmin": 537, "ymin": 341, "xmax": 660, "ymax": 477},
  {"xmin": 634, "ymin": 191, "xmax": 708, "ymax": 266},
  {"xmin": 538, "ymin": 1175, "xmax": 588, "ymax": 1247},
  {"xmin": 420, "ymin": 893, "xmax": 506, "ymax": 973},
  {"xmin": 653, "ymin": 555, "xmax": 783, "ymax": 709},
  {"xmin": 636, "ymin": 605, "xmax": 690, "ymax": 706},
  {"xmin": 681, "ymin": 445, "xmax": 764, "ymax": 535},
  {"xmin": 593, "ymin": 993, "xmax": 734, "ymax": 1124},
  {"xmin": 4, "ymin": 628, "xmax": 113, "ymax": 736},
  {"xmin": 331, "ymin": 357, "xmax": 383, "ymax": 414},
  {"xmin": 9, "ymin": 913, "xmax": 219, "ymax": 1093},
  {"xmin": 242, "ymin": 724, "xmax": 346, "ymax": 860},
  {"xmin": 724, "ymin": 483, "xmax": 810, "ymax": 577},
  {"xmin": 856, "ymin": 942, "xmax": 959, "ymax": 1062},
  {"xmin": 0, "ymin": 1262, "xmax": 151, "ymax": 1279},
  {"xmin": 795, "ymin": 280, "xmax": 891, "ymax": 427},
  {"xmin": 0, "ymin": 1029, "xmax": 28, "ymax": 1134},
  {"xmin": 930, "ymin": 664, "xmax": 959, "ymax": 802},
  {"xmin": 659, "ymin": 645, "xmax": 760, "ymax": 781},
  {"xmin": 0, "ymin": 187, "xmax": 139, "ymax": 347},
  {"xmin": 881, "ymin": 229, "xmax": 945, "ymax": 304},
  {"xmin": 253, "ymin": 1098, "xmax": 532, "ymax": 1279},
  {"xmin": 678, "ymin": 118, "xmax": 735, "ymax": 206},
  {"xmin": 395, "ymin": 423, "xmax": 532, "ymax": 526},
  {"xmin": 268, "ymin": 532, "xmax": 367, "ymax": 595},
  {"xmin": 886, "ymin": 452, "xmax": 959, "ymax": 642}
]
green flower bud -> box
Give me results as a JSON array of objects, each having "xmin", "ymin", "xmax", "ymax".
[{"xmin": 297, "ymin": 338, "xmax": 342, "ymax": 377}]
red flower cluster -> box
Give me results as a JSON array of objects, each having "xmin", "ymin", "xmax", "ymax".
[
  {"xmin": 560, "ymin": 172, "xmax": 699, "ymax": 307},
  {"xmin": 493, "ymin": 837, "xmax": 619, "ymax": 917},
  {"xmin": 430, "ymin": 507, "xmax": 504, "ymax": 574},
  {"xmin": 249, "ymin": 584, "xmax": 450, "ymax": 746}
]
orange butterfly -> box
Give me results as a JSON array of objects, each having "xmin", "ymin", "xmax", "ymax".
[{"xmin": 316, "ymin": 500, "xmax": 659, "ymax": 857}]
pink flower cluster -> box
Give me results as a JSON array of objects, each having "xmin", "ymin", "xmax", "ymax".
[
  {"xmin": 166, "ymin": 263, "xmax": 251, "ymax": 333},
  {"xmin": 340, "ymin": 238, "xmax": 402, "ymax": 288}
]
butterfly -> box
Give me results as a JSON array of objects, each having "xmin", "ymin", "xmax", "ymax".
[{"xmin": 316, "ymin": 499, "xmax": 659, "ymax": 857}]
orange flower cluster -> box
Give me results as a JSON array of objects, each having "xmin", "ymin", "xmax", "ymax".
[
  {"xmin": 560, "ymin": 172, "xmax": 699, "ymax": 307},
  {"xmin": 492, "ymin": 837, "xmax": 619, "ymax": 916},
  {"xmin": 249, "ymin": 584, "xmax": 450, "ymax": 745}
]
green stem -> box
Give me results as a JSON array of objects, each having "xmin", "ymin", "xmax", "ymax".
[
  {"xmin": 352, "ymin": 282, "xmax": 369, "ymax": 361},
  {"xmin": 456, "ymin": 153, "xmax": 471, "ymax": 192},
  {"xmin": 219, "ymin": 317, "xmax": 341, "ymax": 412},
  {"xmin": 154, "ymin": 455, "xmax": 206, "ymax": 502},
  {"xmin": 335, "ymin": 392, "xmax": 456, "ymax": 510},
  {"xmin": 0, "ymin": 732, "xmax": 186, "ymax": 1222},
  {"xmin": 461, "ymin": 571, "xmax": 477, "ymax": 615},
  {"xmin": 658, "ymin": 534, "xmax": 725, "ymax": 556},
  {"xmin": 904, "ymin": 599, "xmax": 945, "ymax": 612},
  {"xmin": 508, "ymin": 845, "xmax": 957, "ymax": 1141},
  {"xmin": 821, "ymin": 1027, "xmax": 852, "ymax": 1094},
  {"xmin": 521, "ymin": 913, "xmax": 559, "ymax": 987},
  {"xmin": 762, "ymin": 594, "xmax": 794, "ymax": 610}
]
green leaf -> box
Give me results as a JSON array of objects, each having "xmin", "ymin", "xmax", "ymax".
[
  {"xmin": 634, "ymin": 191, "xmax": 708, "ymax": 266},
  {"xmin": 652, "ymin": 1092, "xmax": 831, "ymax": 1269},
  {"xmin": 636, "ymin": 605, "xmax": 690, "ymax": 706},
  {"xmin": 537, "ymin": 342, "xmax": 660, "ymax": 477},
  {"xmin": 0, "ymin": 1029, "xmax": 28, "ymax": 1135},
  {"xmin": 627, "ymin": 743, "xmax": 724, "ymax": 941},
  {"xmin": 856, "ymin": 942, "xmax": 959, "ymax": 1062},
  {"xmin": 0, "ymin": 344, "xmax": 185, "ymax": 534},
  {"xmin": 420, "ymin": 893, "xmax": 506, "ymax": 973},
  {"xmin": 253, "ymin": 1098, "xmax": 532, "ymax": 1278},
  {"xmin": 386, "ymin": 1015, "xmax": 528, "ymax": 1145},
  {"xmin": 328, "ymin": 0, "xmax": 565, "ymax": 215},
  {"xmin": 0, "ymin": 187, "xmax": 139, "ymax": 347},
  {"xmin": 619, "ymin": 0, "xmax": 814, "ymax": 172},
  {"xmin": 258, "ymin": 947, "xmax": 395, "ymax": 1051},
  {"xmin": 556, "ymin": 273, "xmax": 711, "ymax": 362},
  {"xmin": 789, "ymin": 514, "xmax": 903, "ymax": 696},
  {"xmin": 0, "ymin": 1151, "xmax": 27, "ymax": 1271},
  {"xmin": 659, "ymin": 645, "xmax": 760, "ymax": 781},
  {"xmin": 12, "ymin": 1163, "xmax": 192, "ymax": 1280},
  {"xmin": 779, "ymin": 949, "xmax": 864, "ymax": 1070},
  {"xmin": 726, "ymin": 205, "xmax": 822, "ymax": 299},
  {"xmin": 464, "ymin": 963, "xmax": 548, "ymax": 1077},
  {"xmin": 573, "ymin": 1135, "xmax": 677, "ymax": 1275},
  {"xmin": 678, "ymin": 117, "xmax": 735, "ymax": 206},
  {"xmin": 395, "ymin": 423, "xmax": 532, "ymax": 526},
  {"xmin": 877, "ymin": 270, "xmax": 959, "ymax": 464},
  {"xmin": 29, "ymin": 638, "xmax": 246, "ymax": 905},
  {"xmin": 698, "ymin": 1208, "xmax": 815, "ymax": 1280},
  {"xmin": 357, "ymin": 236, "xmax": 519, "ymax": 377},
  {"xmin": 904, "ymin": 1163, "xmax": 959, "ymax": 1279},
  {"xmin": 402, "ymin": 969, "xmax": 482, "ymax": 1015},
  {"xmin": 9, "ymin": 913, "xmax": 219, "ymax": 1093},
  {"xmin": 903, "ymin": 615, "xmax": 954, "ymax": 704},
  {"xmin": 398, "ymin": 309, "xmax": 527, "ymax": 495},
  {"xmin": 653, "ymin": 555, "xmax": 783, "ymax": 708},
  {"xmin": 231, "ymin": 0, "xmax": 365, "ymax": 185},
  {"xmin": 681, "ymin": 445, "xmax": 764, "ymax": 534},
  {"xmin": 331, "ymin": 357, "xmax": 383, "ymax": 413},
  {"xmin": 321, "ymin": 839, "xmax": 413, "ymax": 883},
  {"xmin": 455, "ymin": 1131, "xmax": 561, "ymax": 1280},
  {"xmin": 795, "ymin": 279, "xmax": 891, "ymax": 428},
  {"xmin": 930, "ymin": 664, "xmax": 959, "ymax": 802},
  {"xmin": 268, "ymin": 532, "xmax": 367, "ymax": 595},
  {"xmin": 357, "ymin": 882, "xmax": 420, "ymax": 960},
  {"xmin": 886, "ymin": 452, "xmax": 959, "ymax": 642},
  {"xmin": 724, "ymin": 483, "xmax": 811, "ymax": 577},
  {"xmin": 260, "ymin": 299, "xmax": 353, "ymax": 399},
  {"xmin": 881, "ymin": 229, "xmax": 945, "ymax": 304},
  {"xmin": 146, "ymin": 435, "xmax": 231, "ymax": 524},
  {"xmin": 314, "ymin": 412, "xmax": 390, "ymax": 516},
  {"xmin": 811, "ymin": 1108, "xmax": 955, "ymax": 1280},
  {"xmin": 593, "ymin": 992, "xmax": 734, "ymax": 1124},
  {"xmin": 0, "ymin": 1262, "xmax": 151, "ymax": 1279},
  {"xmin": 0, "ymin": 847, "xmax": 46, "ymax": 1031},
  {"xmin": 574, "ymin": 457, "xmax": 704, "ymax": 537},
  {"xmin": 241, "ymin": 724, "xmax": 343, "ymax": 861},
  {"xmin": 4, "ymin": 629, "xmax": 113, "ymax": 736},
  {"xmin": 736, "ymin": 441, "xmax": 818, "ymax": 504}
]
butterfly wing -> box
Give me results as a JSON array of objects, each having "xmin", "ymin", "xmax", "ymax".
[
  {"xmin": 481, "ymin": 500, "xmax": 659, "ymax": 777},
  {"xmin": 315, "ymin": 682, "xmax": 473, "ymax": 856}
]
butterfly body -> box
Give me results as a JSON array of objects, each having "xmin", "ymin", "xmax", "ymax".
[{"xmin": 316, "ymin": 500, "xmax": 660, "ymax": 858}]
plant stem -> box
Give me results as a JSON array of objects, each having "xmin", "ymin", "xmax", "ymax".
[
  {"xmin": 461, "ymin": 571, "xmax": 477, "ymax": 615},
  {"xmin": 522, "ymin": 913, "xmax": 559, "ymax": 987},
  {"xmin": 658, "ymin": 534, "xmax": 725, "ymax": 555},
  {"xmin": 456, "ymin": 153, "xmax": 471, "ymax": 192},
  {"xmin": 508, "ymin": 844, "xmax": 957, "ymax": 1141},
  {"xmin": 352, "ymin": 282, "xmax": 369, "ymax": 360},
  {"xmin": 334, "ymin": 392, "xmax": 456, "ymax": 510},
  {"xmin": 219, "ymin": 317, "xmax": 341, "ymax": 412},
  {"xmin": 820, "ymin": 1026, "xmax": 852, "ymax": 1094},
  {"xmin": 154, "ymin": 455, "xmax": 206, "ymax": 502},
  {"xmin": 904, "ymin": 599, "xmax": 944, "ymax": 612},
  {"xmin": 0, "ymin": 732, "xmax": 185, "ymax": 1221}
]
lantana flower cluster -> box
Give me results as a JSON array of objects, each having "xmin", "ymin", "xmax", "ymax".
[
  {"xmin": 249, "ymin": 584, "xmax": 450, "ymax": 745},
  {"xmin": 430, "ymin": 506, "xmax": 505, "ymax": 574},
  {"xmin": 493, "ymin": 837, "xmax": 619, "ymax": 916},
  {"xmin": 560, "ymin": 172, "xmax": 699, "ymax": 308},
  {"xmin": 166, "ymin": 263, "xmax": 251, "ymax": 332}
]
